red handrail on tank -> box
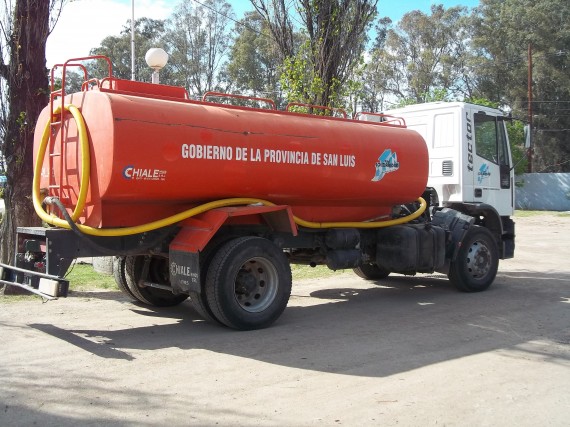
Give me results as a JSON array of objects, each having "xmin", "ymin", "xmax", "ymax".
[
  {"xmin": 100, "ymin": 77, "xmax": 190, "ymax": 100},
  {"xmin": 355, "ymin": 112, "xmax": 407, "ymax": 128},
  {"xmin": 202, "ymin": 91, "xmax": 277, "ymax": 110},
  {"xmin": 286, "ymin": 102, "xmax": 348, "ymax": 119},
  {"xmin": 47, "ymin": 56, "xmax": 113, "ymax": 209},
  {"xmin": 81, "ymin": 78, "xmax": 101, "ymax": 91}
]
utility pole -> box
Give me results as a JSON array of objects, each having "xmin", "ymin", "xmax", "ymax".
[{"xmin": 527, "ymin": 43, "xmax": 533, "ymax": 173}]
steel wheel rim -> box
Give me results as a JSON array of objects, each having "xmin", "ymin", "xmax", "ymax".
[
  {"xmin": 465, "ymin": 239, "xmax": 492, "ymax": 279},
  {"xmin": 233, "ymin": 257, "xmax": 279, "ymax": 313}
]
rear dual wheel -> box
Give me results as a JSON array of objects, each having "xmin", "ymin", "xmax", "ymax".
[
  {"xmin": 204, "ymin": 236, "xmax": 292, "ymax": 330},
  {"xmin": 123, "ymin": 255, "xmax": 188, "ymax": 307},
  {"xmin": 115, "ymin": 237, "xmax": 292, "ymax": 330},
  {"xmin": 113, "ymin": 256, "xmax": 137, "ymax": 301}
]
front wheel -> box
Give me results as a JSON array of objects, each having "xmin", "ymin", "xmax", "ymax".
[
  {"xmin": 448, "ymin": 226, "xmax": 499, "ymax": 292},
  {"xmin": 205, "ymin": 236, "xmax": 292, "ymax": 330}
]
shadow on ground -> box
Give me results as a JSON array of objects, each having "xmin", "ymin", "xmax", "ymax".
[{"xmin": 26, "ymin": 270, "xmax": 570, "ymax": 378}]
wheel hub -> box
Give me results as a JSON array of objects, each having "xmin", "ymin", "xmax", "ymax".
[
  {"xmin": 233, "ymin": 257, "xmax": 278, "ymax": 313},
  {"xmin": 236, "ymin": 270, "xmax": 257, "ymax": 295},
  {"xmin": 466, "ymin": 240, "xmax": 491, "ymax": 278}
]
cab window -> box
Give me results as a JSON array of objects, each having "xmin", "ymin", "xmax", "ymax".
[{"xmin": 474, "ymin": 113, "xmax": 498, "ymax": 164}]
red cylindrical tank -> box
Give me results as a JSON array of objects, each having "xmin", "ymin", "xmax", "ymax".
[{"xmin": 34, "ymin": 85, "xmax": 428, "ymax": 228}]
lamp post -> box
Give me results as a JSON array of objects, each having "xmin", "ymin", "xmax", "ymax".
[
  {"xmin": 131, "ymin": 0, "xmax": 135, "ymax": 80},
  {"xmin": 145, "ymin": 48, "xmax": 168, "ymax": 84}
]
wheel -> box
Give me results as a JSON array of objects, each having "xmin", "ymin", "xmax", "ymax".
[
  {"xmin": 353, "ymin": 263, "xmax": 390, "ymax": 280},
  {"xmin": 188, "ymin": 239, "xmax": 229, "ymax": 324},
  {"xmin": 113, "ymin": 256, "xmax": 137, "ymax": 300},
  {"xmin": 189, "ymin": 291, "xmax": 218, "ymax": 323},
  {"xmin": 124, "ymin": 255, "xmax": 188, "ymax": 306},
  {"xmin": 448, "ymin": 226, "xmax": 499, "ymax": 292},
  {"xmin": 205, "ymin": 236, "xmax": 292, "ymax": 330}
]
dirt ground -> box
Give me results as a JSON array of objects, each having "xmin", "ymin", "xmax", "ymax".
[{"xmin": 1, "ymin": 214, "xmax": 569, "ymax": 426}]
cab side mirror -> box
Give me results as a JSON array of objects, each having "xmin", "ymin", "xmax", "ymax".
[{"xmin": 524, "ymin": 124, "xmax": 531, "ymax": 149}]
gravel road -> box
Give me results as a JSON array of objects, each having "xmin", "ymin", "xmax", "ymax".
[{"xmin": 1, "ymin": 214, "xmax": 569, "ymax": 426}]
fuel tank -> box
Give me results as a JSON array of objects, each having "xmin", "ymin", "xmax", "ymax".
[{"xmin": 34, "ymin": 81, "xmax": 429, "ymax": 228}]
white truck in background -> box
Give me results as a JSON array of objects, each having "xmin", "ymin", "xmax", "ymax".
[{"xmin": 379, "ymin": 102, "xmax": 516, "ymax": 260}]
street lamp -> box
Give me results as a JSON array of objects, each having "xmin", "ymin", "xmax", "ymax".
[{"xmin": 145, "ymin": 48, "xmax": 169, "ymax": 84}]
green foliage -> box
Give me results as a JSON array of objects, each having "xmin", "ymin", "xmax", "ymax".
[
  {"xmin": 514, "ymin": 210, "xmax": 570, "ymax": 217},
  {"xmin": 472, "ymin": 0, "xmax": 570, "ymax": 172},
  {"xmin": 164, "ymin": 0, "xmax": 234, "ymax": 96},
  {"xmin": 51, "ymin": 71, "xmax": 85, "ymax": 94},
  {"xmin": 372, "ymin": 5, "xmax": 470, "ymax": 105},
  {"xmin": 226, "ymin": 11, "xmax": 282, "ymax": 104},
  {"xmin": 506, "ymin": 121, "xmax": 528, "ymax": 175},
  {"xmin": 465, "ymin": 98, "xmax": 499, "ymax": 109},
  {"xmin": 25, "ymin": 0, "xmax": 570, "ymax": 173},
  {"xmin": 280, "ymin": 40, "xmax": 326, "ymax": 105},
  {"xmin": 66, "ymin": 264, "xmax": 118, "ymax": 291},
  {"xmin": 394, "ymin": 89, "xmax": 451, "ymax": 108},
  {"xmin": 90, "ymin": 18, "xmax": 166, "ymax": 82},
  {"xmin": 15, "ymin": 111, "xmax": 27, "ymax": 131},
  {"xmin": 264, "ymin": 0, "xmax": 377, "ymax": 108},
  {"xmin": 291, "ymin": 264, "xmax": 345, "ymax": 280}
]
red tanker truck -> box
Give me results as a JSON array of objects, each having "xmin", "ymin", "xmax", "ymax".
[{"xmin": 0, "ymin": 57, "xmax": 515, "ymax": 330}]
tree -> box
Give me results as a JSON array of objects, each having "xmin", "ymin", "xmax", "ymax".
[
  {"xmin": 372, "ymin": 5, "xmax": 471, "ymax": 105},
  {"xmin": 471, "ymin": 0, "xmax": 570, "ymax": 172},
  {"xmin": 226, "ymin": 11, "xmax": 283, "ymax": 105},
  {"xmin": 90, "ymin": 18, "xmax": 166, "ymax": 82},
  {"xmin": 253, "ymin": 0, "xmax": 377, "ymax": 108},
  {"xmin": 0, "ymin": 0, "xmax": 65, "ymax": 268},
  {"xmin": 165, "ymin": 0, "xmax": 235, "ymax": 97},
  {"xmin": 250, "ymin": 0, "xmax": 295, "ymax": 62},
  {"xmin": 351, "ymin": 16, "xmax": 391, "ymax": 113}
]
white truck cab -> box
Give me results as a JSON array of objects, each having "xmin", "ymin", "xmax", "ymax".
[{"xmin": 372, "ymin": 102, "xmax": 516, "ymax": 259}]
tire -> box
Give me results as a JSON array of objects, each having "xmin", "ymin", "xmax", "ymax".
[
  {"xmin": 124, "ymin": 255, "xmax": 188, "ymax": 307},
  {"xmin": 353, "ymin": 263, "xmax": 390, "ymax": 280},
  {"xmin": 448, "ymin": 226, "xmax": 499, "ymax": 292},
  {"xmin": 205, "ymin": 236, "xmax": 292, "ymax": 330},
  {"xmin": 113, "ymin": 256, "xmax": 137, "ymax": 300},
  {"xmin": 188, "ymin": 236, "xmax": 237, "ymax": 324}
]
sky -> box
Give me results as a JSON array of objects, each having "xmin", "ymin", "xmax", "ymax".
[{"xmin": 47, "ymin": 0, "xmax": 479, "ymax": 68}]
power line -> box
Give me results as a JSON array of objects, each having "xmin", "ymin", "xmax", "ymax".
[
  {"xmin": 529, "ymin": 101, "xmax": 570, "ymax": 104},
  {"xmin": 190, "ymin": 0, "xmax": 263, "ymax": 36}
]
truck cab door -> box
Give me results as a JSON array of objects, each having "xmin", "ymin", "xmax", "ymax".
[{"xmin": 472, "ymin": 111, "xmax": 514, "ymax": 216}]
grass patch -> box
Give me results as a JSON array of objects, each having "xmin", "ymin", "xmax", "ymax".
[
  {"xmin": 0, "ymin": 261, "xmax": 346, "ymax": 303},
  {"xmin": 0, "ymin": 294, "xmax": 38, "ymax": 303},
  {"xmin": 66, "ymin": 264, "xmax": 346, "ymax": 289},
  {"xmin": 515, "ymin": 210, "xmax": 570, "ymax": 217},
  {"xmin": 515, "ymin": 210, "xmax": 546, "ymax": 217},
  {"xmin": 0, "ymin": 263, "xmax": 117, "ymax": 303},
  {"xmin": 66, "ymin": 263, "xmax": 118, "ymax": 291},
  {"xmin": 291, "ymin": 264, "xmax": 350, "ymax": 280}
]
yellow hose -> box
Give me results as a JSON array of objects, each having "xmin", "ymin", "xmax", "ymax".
[
  {"xmin": 33, "ymin": 104, "xmax": 427, "ymax": 237},
  {"xmin": 34, "ymin": 105, "xmax": 90, "ymax": 222}
]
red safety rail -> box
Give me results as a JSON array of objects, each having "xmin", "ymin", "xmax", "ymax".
[
  {"xmin": 285, "ymin": 102, "xmax": 348, "ymax": 119},
  {"xmin": 47, "ymin": 56, "xmax": 113, "ymax": 207},
  {"xmin": 202, "ymin": 91, "xmax": 277, "ymax": 110},
  {"xmin": 354, "ymin": 112, "xmax": 407, "ymax": 128},
  {"xmin": 99, "ymin": 77, "xmax": 190, "ymax": 101}
]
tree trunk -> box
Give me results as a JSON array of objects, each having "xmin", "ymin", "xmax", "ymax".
[{"xmin": 0, "ymin": 1, "xmax": 50, "ymax": 292}]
